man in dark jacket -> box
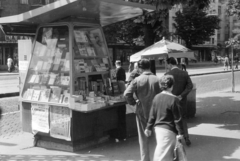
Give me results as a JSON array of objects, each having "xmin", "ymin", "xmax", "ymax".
[
  {"xmin": 115, "ymin": 60, "xmax": 126, "ymax": 93},
  {"xmin": 124, "ymin": 59, "xmax": 161, "ymax": 161},
  {"xmin": 165, "ymin": 57, "xmax": 193, "ymax": 146}
]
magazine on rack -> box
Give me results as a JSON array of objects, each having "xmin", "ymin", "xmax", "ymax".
[
  {"xmin": 49, "ymin": 86, "xmax": 62, "ymax": 103},
  {"xmin": 42, "ymin": 28, "xmax": 53, "ymax": 44},
  {"xmin": 74, "ymin": 30, "xmax": 88, "ymax": 43},
  {"xmin": 25, "ymin": 89, "xmax": 34, "ymax": 100},
  {"xmin": 32, "ymin": 90, "xmax": 41, "ymax": 101},
  {"xmin": 39, "ymin": 88, "xmax": 51, "ymax": 102}
]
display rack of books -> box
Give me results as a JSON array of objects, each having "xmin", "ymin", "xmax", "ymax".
[
  {"xmin": 71, "ymin": 27, "xmax": 124, "ymax": 112},
  {"xmin": 21, "ymin": 26, "xmax": 71, "ymax": 107}
]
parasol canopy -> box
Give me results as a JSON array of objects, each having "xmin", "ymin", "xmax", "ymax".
[{"xmin": 130, "ymin": 39, "xmax": 196, "ymax": 62}]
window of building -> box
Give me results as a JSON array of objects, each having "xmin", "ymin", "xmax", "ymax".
[
  {"xmin": 218, "ymin": 6, "xmax": 221, "ymax": 15},
  {"xmin": 20, "ymin": 0, "xmax": 28, "ymax": 4},
  {"xmin": 45, "ymin": 0, "xmax": 50, "ymax": 4},
  {"xmin": 212, "ymin": 38, "xmax": 215, "ymax": 44}
]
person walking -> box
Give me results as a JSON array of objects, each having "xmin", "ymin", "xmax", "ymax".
[
  {"xmin": 165, "ymin": 57, "xmax": 193, "ymax": 146},
  {"xmin": 124, "ymin": 59, "xmax": 161, "ymax": 161},
  {"xmin": 115, "ymin": 60, "xmax": 126, "ymax": 94},
  {"xmin": 126, "ymin": 62, "xmax": 140, "ymax": 86},
  {"xmin": 180, "ymin": 58, "xmax": 187, "ymax": 71},
  {"xmin": 144, "ymin": 75, "xmax": 184, "ymax": 161},
  {"xmin": 114, "ymin": 60, "xmax": 127, "ymax": 142},
  {"xmin": 223, "ymin": 55, "xmax": 229, "ymax": 71},
  {"xmin": 7, "ymin": 56, "xmax": 13, "ymax": 72}
]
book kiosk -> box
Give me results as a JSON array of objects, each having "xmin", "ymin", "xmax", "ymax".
[{"xmin": 0, "ymin": 0, "xmax": 154, "ymax": 151}]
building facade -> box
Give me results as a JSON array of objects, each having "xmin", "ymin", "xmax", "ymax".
[{"xmin": 0, "ymin": 0, "xmax": 57, "ymax": 70}]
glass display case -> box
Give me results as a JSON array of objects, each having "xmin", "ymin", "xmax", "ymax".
[
  {"xmin": 20, "ymin": 23, "xmax": 126, "ymax": 149},
  {"xmin": 21, "ymin": 25, "xmax": 71, "ymax": 106}
]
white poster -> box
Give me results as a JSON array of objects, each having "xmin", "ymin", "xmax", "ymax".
[
  {"xmin": 50, "ymin": 106, "xmax": 71, "ymax": 141},
  {"xmin": 31, "ymin": 104, "xmax": 50, "ymax": 133}
]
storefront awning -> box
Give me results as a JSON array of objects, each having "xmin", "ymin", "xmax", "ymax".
[{"xmin": 0, "ymin": 0, "xmax": 155, "ymax": 35}]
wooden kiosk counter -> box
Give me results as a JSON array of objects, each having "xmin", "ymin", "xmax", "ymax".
[{"xmin": 0, "ymin": 0, "xmax": 154, "ymax": 151}]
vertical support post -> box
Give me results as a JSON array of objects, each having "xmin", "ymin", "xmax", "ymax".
[{"xmin": 231, "ymin": 46, "xmax": 235, "ymax": 92}]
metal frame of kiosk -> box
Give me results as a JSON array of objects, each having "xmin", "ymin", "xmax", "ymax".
[
  {"xmin": 0, "ymin": 0, "xmax": 155, "ymax": 152},
  {"xmin": 20, "ymin": 21, "xmax": 128, "ymax": 151}
]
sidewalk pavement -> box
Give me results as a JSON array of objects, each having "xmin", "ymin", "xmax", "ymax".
[
  {"xmin": 1, "ymin": 61, "xmax": 240, "ymax": 160},
  {"xmin": 1, "ymin": 86, "xmax": 240, "ymax": 161}
]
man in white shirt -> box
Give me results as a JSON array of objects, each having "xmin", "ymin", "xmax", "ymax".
[{"xmin": 7, "ymin": 56, "xmax": 13, "ymax": 72}]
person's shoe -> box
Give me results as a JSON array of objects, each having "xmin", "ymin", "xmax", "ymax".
[{"xmin": 185, "ymin": 138, "xmax": 191, "ymax": 146}]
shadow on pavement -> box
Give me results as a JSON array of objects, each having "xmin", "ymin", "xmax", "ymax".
[
  {"xmin": 186, "ymin": 135, "xmax": 240, "ymax": 161},
  {"xmin": 188, "ymin": 92, "xmax": 240, "ymax": 128},
  {"xmin": 0, "ymin": 154, "xmax": 108, "ymax": 161},
  {"xmin": 184, "ymin": 91, "xmax": 240, "ymax": 160}
]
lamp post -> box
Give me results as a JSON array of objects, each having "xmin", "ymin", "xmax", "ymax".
[{"xmin": 226, "ymin": 38, "xmax": 239, "ymax": 92}]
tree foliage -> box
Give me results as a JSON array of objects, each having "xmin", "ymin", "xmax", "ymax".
[
  {"xmin": 173, "ymin": 5, "xmax": 220, "ymax": 49},
  {"xmin": 103, "ymin": 0, "xmax": 211, "ymax": 47},
  {"xmin": 226, "ymin": 0, "xmax": 240, "ymax": 17}
]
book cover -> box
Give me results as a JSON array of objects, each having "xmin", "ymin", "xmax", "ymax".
[
  {"xmin": 34, "ymin": 75, "xmax": 41, "ymax": 84},
  {"xmin": 33, "ymin": 42, "xmax": 44, "ymax": 56},
  {"xmin": 26, "ymin": 89, "xmax": 34, "ymax": 100},
  {"xmin": 42, "ymin": 62, "xmax": 49, "ymax": 71},
  {"xmin": 86, "ymin": 45, "xmax": 96, "ymax": 56},
  {"xmin": 63, "ymin": 60, "xmax": 70, "ymax": 72},
  {"xmin": 62, "ymin": 76, "xmax": 70, "ymax": 86},
  {"xmin": 42, "ymin": 28, "xmax": 53, "ymax": 44},
  {"xmin": 49, "ymin": 86, "xmax": 62, "ymax": 103},
  {"xmin": 28, "ymin": 75, "xmax": 37, "ymax": 83},
  {"xmin": 48, "ymin": 74, "xmax": 57, "ymax": 85},
  {"xmin": 55, "ymin": 48, "xmax": 63, "ymax": 58},
  {"xmin": 52, "ymin": 58, "xmax": 61, "ymax": 71},
  {"xmin": 59, "ymin": 60, "xmax": 65, "ymax": 72},
  {"xmin": 39, "ymin": 89, "xmax": 51, "ymax": 102},
  {"xmin": 35, "ymin": 61, "xmax": 43, "ymax": 71},
  {"xmin": 74, "ymin": 30, "xmax": 88, "ymax": 43},
  {"xmin": 41, "ymin": 74, "xmax": 49, "ymax": 84},
  {"xmin": 102, "ymin": 58, "xmax": 109, "ymax": 64},
  {"xmin": 59, "ymin": 94, "xmax": 64, "ymax": 103},
  {"xmin": 62, "ymin": 93, "xmax": 70, "ymax": 104},
  {"xmin": 46, "ymin": 38, "xmax": 58, "ymax": 50},
  {"xmin": 39, "ymin": 45, "xmax": 47, "ymax": 56},
  {"xmin": 54, "ymin": 76, "xmax": 61, "ymax": 86},
  {"xmin": 74, "ymin": 60, "xmax": 80, "ymax": 72},
  {"xmin": 32, "ymin": 90, "xmax": 41, "ymax": 101},
  {"xmin": 77, "ymin": 44, "xmax": 88, "ymax": 56}
]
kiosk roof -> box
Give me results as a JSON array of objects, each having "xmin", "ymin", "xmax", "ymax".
[{"xmin": 0, "ymin": 0, "xmax": 155, "ymax": 35}]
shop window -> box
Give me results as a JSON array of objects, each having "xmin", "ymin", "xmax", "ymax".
[{"xmin": 20, "ymin": 0, "xmax": 29, "ymax": 4}]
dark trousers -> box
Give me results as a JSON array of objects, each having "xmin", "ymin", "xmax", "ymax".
[
  {"xmin": 181, "ymin": 64, "xmax": 186, "ymax": 71},
  {"xmin": 182, "ymin": 117, "xmax": 189, "ymax": 139},
  {"xmin": 109, "ymin": 105, "xmax": 126, "ymax": 140}
]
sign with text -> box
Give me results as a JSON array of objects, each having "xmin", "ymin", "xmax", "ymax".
[{"xmin": 31, "ymin": 104, "xmax": 50, "ymax": 133}]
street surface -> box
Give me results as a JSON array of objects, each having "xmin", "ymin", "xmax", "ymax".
[
  {"xmin": 1, "ymin": 63, "xmax": 240, "ymax": 160},
  {"xmin": 0, "ymin": 74, "xmax": 19, "ymax": 95},
  {"xmin": 0, "ymin": 86, "xmax": 240, "ymax": 161}
]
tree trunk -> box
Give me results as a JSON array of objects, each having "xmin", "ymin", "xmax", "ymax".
[{"xmin": 143, "ymin": 24, "xmax": 155, "ymax": 47}]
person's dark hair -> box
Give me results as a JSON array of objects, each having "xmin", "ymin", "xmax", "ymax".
[
  {"xmin": 166, "ymin": 57, "xmax": 177, "ymax": 65},
  {"xmin": 138, "ymin": 59, "xmax": 150, "ymax": 70},
  {"xmin": 160, "ymin": 75, "xmax": 174, "ymax": 90},
  {"xmin": 115, "ymin": 60, "xmax": 121, "ymax": 66}
]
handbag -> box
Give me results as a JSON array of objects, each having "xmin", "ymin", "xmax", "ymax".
[{"xmin": 173, "ymin": 139, "xmax": 188, "ymax": 161}]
